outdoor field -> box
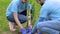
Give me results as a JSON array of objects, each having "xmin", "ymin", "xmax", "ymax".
[{"xmin": 0, "ymin": 0, "xmax": 41, "ymax": 34}]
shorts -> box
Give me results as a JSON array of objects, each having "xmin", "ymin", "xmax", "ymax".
[{"xmin": 7, "ymin": 14, "xmax": 27, "ymax": 24}]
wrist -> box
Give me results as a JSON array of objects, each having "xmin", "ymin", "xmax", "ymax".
[{"xmin": 18, "ymin": 24, "xmax": 23, "ymax": 29}]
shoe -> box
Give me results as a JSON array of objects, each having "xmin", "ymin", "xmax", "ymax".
[{"xmin": 9, "ymin": 22, "xmax": 16, "ymax": 31}]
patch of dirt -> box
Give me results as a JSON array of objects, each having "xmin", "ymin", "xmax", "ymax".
[
  {"xmin": 2, "ymin": 31, "xmax": 12, "ymax": 34},
  {"xmin": 2, "ymin": 31, "xmax": 21, "ymax": 34}
]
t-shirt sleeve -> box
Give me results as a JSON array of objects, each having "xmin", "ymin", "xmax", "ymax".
[
  {"xmin": 11, "ymin": 1, "xmax": 18, "ymax": 13},
  {"xmin": 40, "ymin": 4, "xmax": 49, "ymax": 18}
]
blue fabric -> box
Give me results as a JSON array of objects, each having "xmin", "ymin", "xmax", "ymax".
[
  {"xmin": 7, "ymin": 14, "xmax": 27, "ymax": 24},
  {"xmin": 38, "ymin": 32, "xmax": 42, "ymax": 34},
  {"xmin": 32, "ymin": 0, "xmax": 60, "ymax": 34},
  {"xmin": 32, "ymin": 17, "xmax": 46, "ymax": 33},
  {"xmin": 6, "ymin": 0, "xmax": 32, "ymax": 16},
  {"xmin": 37, "ymin": 20, "xmax": 60, "ymax": 34},
  {"xmin": 40, "ymin": 0, "xmax": 60, "ymax": 20}
]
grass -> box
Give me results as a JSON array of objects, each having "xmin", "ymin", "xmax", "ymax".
[
  {"xmin": 0, "ymin": 0, "xmax": 12, "ymax": 34},
  {"xmin": 0, "ymin": 0, "xmax": 41, "ymax": 34}
]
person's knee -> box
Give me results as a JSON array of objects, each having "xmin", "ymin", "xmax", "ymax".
[
  {"xmin": 37, "ymin": 22, "xmax": 45, "ymax": 29},
  {"xmin": 18, "ymin": 14, "xmax": 27, "ymax": 23}
]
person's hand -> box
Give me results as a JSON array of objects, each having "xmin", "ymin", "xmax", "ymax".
[
  {"xmin": 28, "ymin": 32, "xmax": 32, "ymax": 34},
  {"xmin": 21, "ymin": 28, "xmax": 27, "ymax": 34},
  {"xmin": 27, "ymin": 26, "xmax": 32, "ymax": 33},
  {"xmin": 37, "ymin": 30, "xmax": 42, "ymax": 34},
  {"xmin": 38, "ymin": 32, "xmax": 42, "ymax": 34}
]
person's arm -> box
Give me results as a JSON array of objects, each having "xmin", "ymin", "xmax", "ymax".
[
  {"xmin": 13, "ymin": 13, "xmax": 23, "ymax": 28},
  {"xmin": 32, "ymin": 17, "xmax": 47, "ymax": 33},
  {"xmin": 32, "ymin": 4, "xmax": 50, "ymax": 33},
  {"xmin": 11, "ymin": 1, "xmax": 23, "ymax": 29}
]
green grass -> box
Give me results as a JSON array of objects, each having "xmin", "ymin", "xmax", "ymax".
[
  {"xmin": 0, "ymin": 0, "xmax": 12, "ymax": 34},
  {"xmin": 30, "ymin": 0, "xmax": 41, "ymax": 25},
  {"xmin": 0, "ymin": 0, "xmax": 41, "ymax": 34}
]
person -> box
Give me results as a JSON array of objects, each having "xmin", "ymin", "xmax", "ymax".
[
  {"xmin": 6, "ymin": 0, "xmax": 32, "ymax": 34},
  {"xmin": 32, "ymin": 0, "xmax": 60, "ymax": 34}
]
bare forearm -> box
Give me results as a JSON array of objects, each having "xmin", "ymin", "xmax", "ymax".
[{"xmin": 13, "ymin": 13, "xmax": 23, "ymax": 28}]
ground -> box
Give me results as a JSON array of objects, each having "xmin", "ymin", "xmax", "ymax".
[{"xmin": 0, "ymin": 0, "xmax": 41, "ymax": 34}]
